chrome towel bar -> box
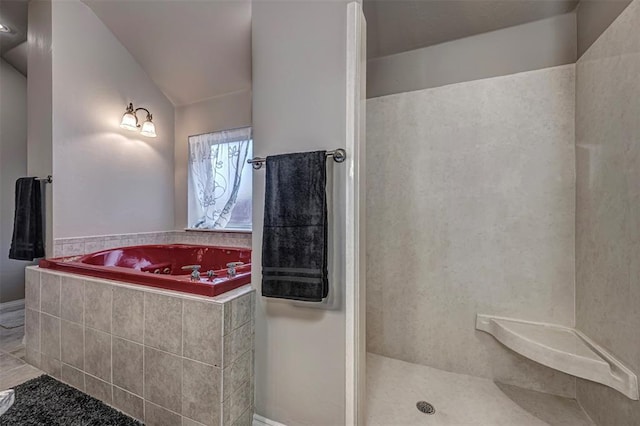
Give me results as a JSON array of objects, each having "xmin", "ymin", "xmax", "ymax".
[
  {"xmin": 247, "ymin": 148, "xmax": 346, "ymax": 170},
  {"xmin": 36, "ymin": 175, "xmax": 53, "ymax": 184}
]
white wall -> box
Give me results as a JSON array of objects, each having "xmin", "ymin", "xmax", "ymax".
[
  {"xmin": 367, "ymin": 65, "xmax": 578, "ymax": 397},
  {"xmin": 367, "ymin": 12, "xmax": 577, "ymax": 98},
  {"xmin": 0, "ymin": 59, "xmax": 28, "ymax": 302},
  {"xmin": 174, "ymin": 90, "xmax": 252, "ymax": 230},
  {"xmin": 27, "ymin": 0, "xmax": 53, "ymax": 255},
  {"xmin": 252, "ymin": 2, "xmax": 361, "ymax": 424},
  {"xmin": 51, "ymin": 0, "xmax": 175, "ymax": 239}
]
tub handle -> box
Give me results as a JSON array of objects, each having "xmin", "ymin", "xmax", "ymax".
[
  {"xmin": 226, "ymin": 262, "xmax": 244, "ymax": 278},
  {"xmin": 181, "ymin": 265, "xmax": 201, "ymax": 281}
]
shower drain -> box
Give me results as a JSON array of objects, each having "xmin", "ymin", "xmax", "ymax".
[{"xmin": 416, "ymin": 401, "xmax": 435, "ymax": 415}]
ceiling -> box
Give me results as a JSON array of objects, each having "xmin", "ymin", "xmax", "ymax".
[
  {"xmin": 1, "ymin": 0, "xmax": 580, "ymax": 95},
  {"xmin": 0, "ymin": 0, "xmax": 28, "ymax": 74},
  {"xmin": 0, "ymin": 0, "xmax": 27, "ymax": 54},
  {"xmin": 83, "ymin": 0, "xmax": 252, "ymax": 106},
  {"xmin": 364, "ymin": 0, "xmax": 579, "ymax": 59},
  {"xmin": 3, "ymin": 39, "xmax": 26, "ymax": 75}
]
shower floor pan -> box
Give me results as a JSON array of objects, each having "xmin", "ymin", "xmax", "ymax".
[
  {"xmin": 476, "ymin": 314, "xmax": 638, "ymax": 400},
  {"xmin": 366, "ymin": 353, "xmax": 594, "ymax": 426}
]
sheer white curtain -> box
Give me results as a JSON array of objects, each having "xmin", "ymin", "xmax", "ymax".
[{"xmin": 188, "ymin": 127, "xmax": 252, "ymax": 229}]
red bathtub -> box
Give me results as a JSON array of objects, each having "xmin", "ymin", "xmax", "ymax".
[{"xmin": 38, "ymin": 244, "xmax": 252, "ymax": 297}]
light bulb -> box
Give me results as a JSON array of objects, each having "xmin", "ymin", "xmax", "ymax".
[
  {"xmin": 120, "ymin": 111, "xmax": 138, "ymax": 131},
  {"xmin": 140, "ymin": 119, "xmax": 157, "ymax": 138}
]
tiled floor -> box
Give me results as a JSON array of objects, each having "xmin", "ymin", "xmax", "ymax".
[
  {"xmin": 367, "ymin": 353, "xmax": 595, "ymax": 426},
  {"xmin": 0, "ymin": 307, "xmax": 24, "ymax": 329},
  {"xmin": 0, "ymin": 308, "xmax": 43, "ymax": 390}
]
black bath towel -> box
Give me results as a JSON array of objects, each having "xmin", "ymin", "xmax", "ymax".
[
  {"xmin": 262, "ymin": 151, "xmax": 328, "ymax": 302},
  {"xmin": 9, "ymin": 177, "xmax": 45, "ymax": 261}
]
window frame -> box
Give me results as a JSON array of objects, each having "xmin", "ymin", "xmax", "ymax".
[{"xmin": 186, "ymin": 126, "xmax": 253, "ymax": 232}]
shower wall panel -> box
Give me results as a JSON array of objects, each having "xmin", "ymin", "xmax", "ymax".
[
  {"xmin": 366, "ymin": 65, "xmax": 577, "ymax": 396},
  {"xmin": 575, "ymin": 0, "xmax": 640, "ymax": 423}
]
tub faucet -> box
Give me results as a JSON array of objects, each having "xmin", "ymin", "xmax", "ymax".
[
  {"xmin": 181, "ymin": 265, "xmax": 201, "ymax": 281},
  {"xmin": 226, "ymin": 262, "xmax": 244, "ymax": 278}
]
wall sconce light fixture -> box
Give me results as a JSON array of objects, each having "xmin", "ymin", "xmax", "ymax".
[{"xmin": 120, "ymin": 103, "xmax": 157, "ymax": 138}]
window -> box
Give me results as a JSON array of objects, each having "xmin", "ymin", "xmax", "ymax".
[{"xmin": 187, "ymin": 127, "xmax": 252, "ymax": 230}]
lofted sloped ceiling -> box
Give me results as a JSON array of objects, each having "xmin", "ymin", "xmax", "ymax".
[
  {"xmin": 364, "ymin": 0, "xmax": 579, "ymax": 59},
  {"xmin": 0, "ymin": 0, "xmax": 27, "ymax": 55},
  {"xmin": 3, "ymin": 0, "xmax": 614, "ymax": 91},
  {"xmin": 83, "ymin": 0, "xmax": 251, "ymax": 106},
  {"xmin": 3, "ymin": 40, "xmax": 26, "ymax": 75},
  {"xmin": 0, "ymin": 0, "xmax": 28, "ymax": 75}
]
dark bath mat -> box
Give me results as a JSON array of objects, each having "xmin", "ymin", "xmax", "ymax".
[{"xmin": 0, "ymin": 375, "xmax": 143, "ymax": 425}]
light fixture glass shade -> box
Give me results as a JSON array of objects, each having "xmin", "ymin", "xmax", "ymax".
[
  {"xmin": 120, "ymin": 111, "xmax": 138, "ymax": 131},
  {"xmin": 140, "ymin": 119, "xmax": 157, "ymax": 137}
]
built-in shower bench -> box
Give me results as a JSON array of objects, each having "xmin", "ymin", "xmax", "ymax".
[{"xmin": 476, "ymin": 314, "xmax": 638, "ymax": 400}]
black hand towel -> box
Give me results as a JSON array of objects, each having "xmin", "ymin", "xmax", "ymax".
[
  {"xmin": 262, "ymin": 151, "xmax": 328, "ymax": 302},
  {"xmin": 9, "ymin": 177, "xmax": 45, "ymax": 261}
]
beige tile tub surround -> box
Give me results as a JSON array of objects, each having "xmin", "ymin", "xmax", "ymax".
[
  {"xmin": 24, "ymin": 267, "xmax": 255, "ymax": 426},
  {"xmin": 112, "ymin": 337, "xmax": 144, "ymax": 396},
  {"xmin": 60, "ymin": 276, "xmax": 84, "ymax": 324},
  {"xmin": 85, "ymin": 281, "xmax": 112, "ymax": 333},
  {"xmin": 112, "ymin": 287, "xmax": 144, "ymax": 343},
  {"xmin": 53, "ymin": 230, "xmax": 252, "ymax": 257},
  {"xmin": 366, "ymin": 64, "xmax": 577, "ymax": 396},
  {"xmin": 60, "ymin": 319, "xmax": 84, "ymax": 370},
  {"xmin": 144, "ymin": 292, "xmax": 183, "ymax": 355},
  {"xmin": 575, "ymin": 0, "xmax": 640, "ymax": 423},
  {"xmin": 40, "ymin": 273, "xmax": 61, "ymax": 316}
]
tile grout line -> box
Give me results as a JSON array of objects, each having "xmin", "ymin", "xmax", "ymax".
[
  {"xmin": 82, "ymin": 281, "xmax": 86, "ymax": 390},
  {"xmin": 142, "ymin": 290, "xmax": 146, "ymax": 422},
  {"xmin": 58, "ymin": 276, "xmax": 62, "ymax": 376},
  {"xmin": 83, "ymin": 280, "xmax": 87, "ymax": 392},
  {"xmin": 146, "ymin": 400, "xmax": 183, "ymax": 419},
  {"xmin": 38, "ymin": 272, "xmax": 42, "ymax": 369},
  {"xmin": 110, "ymin": 286, "xmax": 114, "ymax": 404},
  {"xmin": 0, "ymin": 350, "xmax": 30, "ymax": 375},
  {"xmin": 180, "ymin": 297, "xmax": 184, "ymax": 424}
]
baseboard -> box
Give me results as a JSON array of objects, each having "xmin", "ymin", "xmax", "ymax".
[
  {"xmin": 253, "ymin": 414, "xmax": 287, "ymax": 426},
  {"xmin": 0, "ymin": 299, "xmax": 25, "ymax": 312}
]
